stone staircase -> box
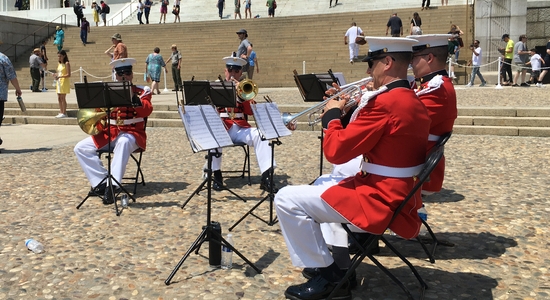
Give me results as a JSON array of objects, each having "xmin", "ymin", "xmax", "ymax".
[
  {"xmin": 5, "ymin": 102, "xmax": 550, "ymax": 137},
  {"xmin": 10, "ymin": 5, "xmax": 473, "ymax": 89}
]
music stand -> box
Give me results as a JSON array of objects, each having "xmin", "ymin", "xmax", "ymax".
[
  {"xmin": 75, "ymin": 78, "xmax": 137, "ymax": 216},
  {"xmin": 229, "ymin": 100, "xmax": 291, "ymax": 230},
  {"xmin": 165, "ymin": 105, "xmax": 260, "ymax": 285}
]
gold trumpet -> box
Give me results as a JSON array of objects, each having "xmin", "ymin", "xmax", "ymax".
[
  {"xmin": 282, "ymin": 77, "xmax": 372, "ymax": 130},
  {"xmin": 77, "ymin": 108, "xmax": 107, "ymax": 135},
  {"xmin": 236, "ymin": 78, "xmax": 258, "ymax": 100}
]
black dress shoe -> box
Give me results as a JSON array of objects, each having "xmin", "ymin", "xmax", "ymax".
[
  {"xmin": 260, "ymin": 179, "xmax": 278, "ymax": 193},
  {"xmin": 0, "ymin": 137, "xmax": 3, "ymax": 146},
  {"xmin": 302, "ymin": 268, "xmax": 358, "ymax": 289},
  {"xmin": 88, "ymin": 182, "xmax": 107, "ymax": 196},
  {"xmin": 102, "ymin": 186, "xmax": 121, "ymax": 205},
  {"xmin": 284, "ymin": 274, "xmax": 351, "ymax": 300},
  {"xmin": 212, "ymin": 180, "xmax": 223, "ymax": 191},
  {"xmin": 213, "ymin": 170, "xmax": 223, "ymax": 191}
]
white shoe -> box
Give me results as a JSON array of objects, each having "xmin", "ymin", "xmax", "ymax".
[
  {"xmin": 55, "ymin": 113, "xmax": 67, "ymax": 118},
  {"xmin": 465, "ymin": 83, "xmax": 472, "ymax": 87},
  {"xmin": 349, "ymin": 60, "xmax": 354, "ymax": 64},
  {"xmin": 537, "ymin": 83, "xmax": 543, "ymax": 87}
]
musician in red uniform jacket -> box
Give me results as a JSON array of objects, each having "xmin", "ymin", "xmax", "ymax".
[
  {"xmin": 210, "ymin": 55, "xmax": 275, "ymax": 191},
  {"xmin": 408, "ymin": 34, "xmax": 458, "ymax": 193},
  {"xmin": 274, "ymin": 37, "xmax": 430, "ymax": 299},
  {"xmin": 74, "ymin": 58, "xmax": 153, "ymax": 204}
]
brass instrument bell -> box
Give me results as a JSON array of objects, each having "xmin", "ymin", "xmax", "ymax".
[{"xmin": 77, "ymin": 108, "xmax": 107, "ymax": 135}]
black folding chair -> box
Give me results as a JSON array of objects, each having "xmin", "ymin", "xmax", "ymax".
[
  {"xmin": 223, "ymin": 142, "xmax": 251, "ymax": 185},
  {"xmin": 327, "ymin": 143, "xmax": 445, "ymax": 300},
  {"xmin": 416, "ymin": 131, "xmax": 453, "ymax": 263},
  {"xmin": 97, "ymin": 118, "xmax": 148, "ymax": 195}
]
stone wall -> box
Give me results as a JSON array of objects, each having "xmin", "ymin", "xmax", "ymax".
[
  {"xmin": 527, "ymin": 6, "xmax": 550, "ymax": 47},
  {"xmin": 0, "ymin": 15, "xmax": 58, "ymax": 62}
]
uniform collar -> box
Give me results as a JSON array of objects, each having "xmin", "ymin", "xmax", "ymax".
[
  {"xmin": 384, "ymin": 79, "xmax": 410, "ymax": 91},
  {"xmin": 419, "ymin": 69, "xmax": 448, "ymax": 83}
]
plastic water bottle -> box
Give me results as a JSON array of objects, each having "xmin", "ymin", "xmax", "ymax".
[
  {"xmin": 417, "ymin": 204, "xmax": 428, "ymax": 236},
  {"xmin": 221, "ymin": 234, "xmax": 234, "ymax": 269},
  {"xmin": 25, "ymin": 239, "xmax": 44, "ymax": 253},
  {"xmin": 52, "ymin": 79, "xmax": 57, "ymax": 88},
  {"xmin": 121, "ymin": 194, "xmax": 129, "ymax": 207}
]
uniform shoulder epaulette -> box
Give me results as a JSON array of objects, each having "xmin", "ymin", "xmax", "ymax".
[{"xmin": 416, "ymin": 75, "xmax": 444, "ymax": 96}]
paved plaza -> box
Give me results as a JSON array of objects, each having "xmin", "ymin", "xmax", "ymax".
[{"xmin": 1, "ymin": 86, "xmax": 550, "ymax": 299}]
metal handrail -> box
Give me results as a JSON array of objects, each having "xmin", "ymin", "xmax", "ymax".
[
  {"xmin": 107, "ymin": 0, "xmax": 139, "ymax": 26},
  {"xmin": 2, "ymin": 14, "xmax": 67, "ymax": 62}
]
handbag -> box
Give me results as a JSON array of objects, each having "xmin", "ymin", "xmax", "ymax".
[
  {"xmin": 355, "ymin": 27, "xmax": 366, "ymax": 45},
  {"xmin": 272, "ymin": 0, "xmax": 277, "ymax": 9},
  {"xmin": 411, "ymin": 19, "xmax": 422, "ymax": 35}
]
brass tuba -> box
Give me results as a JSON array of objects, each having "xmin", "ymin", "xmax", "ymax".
[
  {"xmin": 236, "ymin": 79, "xmax": 258, "ymax": 100},
  {"xmin": 77, "ymin": 108, "xmax": 107, "ymax": 135}
]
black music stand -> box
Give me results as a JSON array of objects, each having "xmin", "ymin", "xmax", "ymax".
[
  {"xmin": 229, "ymin": 101, "xmax": 291, "ymax": 230},
  {"xmin": 165, "ymin": 105, "xmax": 260, "ymax": 285},
  {"xmin": 75, "ymin": 78, "xmax": 138, "ymax": 216},
  {"xmin": 179, "ymin": 81, "xmax": 247, "ymax": 208}
]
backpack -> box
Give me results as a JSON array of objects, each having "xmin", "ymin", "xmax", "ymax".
[{"xmin": 103, "ymin": 4, "xmax": 110, "ymax": 14}]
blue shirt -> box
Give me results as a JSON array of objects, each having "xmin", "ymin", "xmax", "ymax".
[
  {"xmin": 0, "ymin": 52, "xmax": 17, "ymax": 101},
  {"xmin": 249, "ymin": 50, "xmax": 256, "ymax": 67}
]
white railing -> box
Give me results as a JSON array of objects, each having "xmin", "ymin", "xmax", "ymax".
[{"xmin": 107, "ymin": 0, "xmax": 139, "ymax": 26}]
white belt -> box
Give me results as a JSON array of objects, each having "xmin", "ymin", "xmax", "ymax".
[
  {"xmin": 109, "ymin": 117, "xmax": 144, "ymax": 125},
  {"xmin": 219, "ymin": 113, "xmax": 244, "ymax": 118},
  {"xmin": 361, "ymin": 162, "xmax": 423, "ymax": 178},
  {"xmin": 428, "ymin": 134, "xmax": 440, "ymax": 142}
]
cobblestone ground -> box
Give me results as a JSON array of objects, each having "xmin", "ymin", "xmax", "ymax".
[{"xmin": 1, "ymin": 86, "xmax": 550, "ymax": 299}]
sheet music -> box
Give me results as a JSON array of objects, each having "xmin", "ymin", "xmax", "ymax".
[
  {"xmin": 178, "ymin": 105, "xmax": 233, "ymax": 152},
  {"xmin": 252, "ymin": 103, "xmax": 292, "ymax": 140}
]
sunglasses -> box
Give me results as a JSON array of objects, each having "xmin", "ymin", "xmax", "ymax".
[
  {"xmin": 116, "ymin": 70, "xmax": 133, "ymax": 76},
  {"xmin": 227, "ymin": 66, "xmax": 242, "ymax": 73},
  {"xmin": 367, "ymin": 55, "xmax": 395, "ymax": 69}
]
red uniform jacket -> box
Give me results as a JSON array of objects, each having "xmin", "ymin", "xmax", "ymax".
[
  {"xmin": 417, "ymin": 71, "xmax": 457, "ymax": 192},
  {"xmin": 321, "ymin": 80, "xmax": 431, "ymax": 239},
  {"xmin": 218, "ymin": 99, "xmax": 254, "ymax": 129},
  {"xmin": 93, "ymin": 85, "xmax": 153, "ymax": 150}
]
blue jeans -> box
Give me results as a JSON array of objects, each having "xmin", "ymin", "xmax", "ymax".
[
  {"xmin": 469, "ymin": 66, "xmax": 486, "ymax": 85},
  {"xmin": 80, "ymin": 30, "xmax": 88, "ymax": 44}
]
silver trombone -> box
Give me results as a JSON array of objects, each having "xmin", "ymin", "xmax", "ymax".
[{"xmin": 282, "ymin": 77, "xmax": 372, "ymax": 130}]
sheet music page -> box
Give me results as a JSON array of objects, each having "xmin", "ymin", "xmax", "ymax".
[
  {"xmin": 252, "ymin": 103, "xmax": 278, "ymax": 140},
  {"xmin": 179, "ymin": 105, "xmax": 230, "ymax": 152},
  {"xmin": 178, "ymin": 106, "xmax": 202, "ymax": 152},
  {"xmin": 266, "ymin": 103, "xmax": 292, "ymax": 137},
  {"xmin": 200, "ymin": 105, "xmax": 234, "ymax": 148}
]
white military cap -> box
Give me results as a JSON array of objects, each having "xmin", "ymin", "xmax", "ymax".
[
  {"xmin": 362, "ymin": 37, "xmax": 418, "ymax": 62},
  {"xmin": 223, "ymin": 55, "xmax": 247, "ymax": 68},
  {"xmin": 407, "ymin": 34, "xmax": 452, "ymax": 52},
  {"xmin": 110, "ymin": 58, "xmax": 137, "ymax": 71}
]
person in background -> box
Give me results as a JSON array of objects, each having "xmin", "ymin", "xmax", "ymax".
[
  {"xmin": 344, "ymin": 22, "xmax": 363, "ymax": 64},
  {"xmin": 499, "ymin": 34, "xmax": 514, "ymax": 86},
  {"xmin": 159, "ymin": 0, "xmax": 169, "ymax": 23},
  {"xmin": 53, "ymin": 26, "xmax": 64, "ymax": 52},
  {"xmin": 74, "ymin": 58, "xmax": 153, "ymax": 205},
  {"xmin": 466, "ymin": 40, "xmax": 487, "ymax": 87},
  {"xmin": 29, "ymin": 48, "xmax": 45, "ymax": 92},
  {"xmin": 512, "ymin": 34, "xmax": 530, "ymax": 87},
  {"xmin": 145, "ymin": 47, "xmax": 166, "ymax": 95},
  {"xmin": 165, "ymin": 44, "xmax": 182, "ymax": 91},
  {"xmin": 105, "ymin": 45, "xmax": 116, "ymax": 81},
  {"xmin": 538, "ymin": 39, "xmax": 550, "ymax": 84},
  {"xmin": 329, "ymin": 0, "xmax": 338, "ymax": 8},
  {"xmin": 410, "ymin": 12, "xmax": 422, "ymax": 35},
  {"xmin": 92, "ymin": 1, "xmax": 100, "ymax": 26},
  {"xmin": 422, "ymin": 0, "xmax": 430, "ymax": 10},
  {"xmin": 100, "ymin": 0, "xmax": 108, "ymax": 26},
  {"xmin": 14, "ymin": 0, "xmax": 22, "ymax": 10},
  {"xmin": 236, "ymin": 28, "xmax": 252, "ymax": 78},
  {"xmin": 217, "ymin": 0, "xmax": 225, "ymax": 19},
  {"xmin": 526, "ymin": 49, "xmax": 545, "ymax": 87},
  {"xmin": 386, "ymin": 13, "xmax": 403, "ymax": 37},
  {"xmin": 441, "ymin": 0, "xmax": 448, "ymax": 5},
  {"xmin": 173, "ymin": 0, "xmax": 180, "ymax": 22},
  {"xmin": 0, "ymin": 50, "xmax": 23, "ymax": 149},
  {"xmin": 73, "ymin": 0, "xmax": 85, "ymax": 27},
  {"xmin": 234, "ymin": 0, "xmax": 241, "ymax": 19},
  {"xmin": 111, "ymin": 33, "xmax": 128, "ymax": 60},
  {"xmin": 266, "ymin": 0, "xmax": 275, "ymax": 17},
  {"xmin": 247, "ymin": 43, "xmax": 259, "ymax": 79},
  {"xmin": 80, "ymin": 16, "xmax": 90, "ymax": 45},
  {"xmin": 54, "ymin": 50, "xmax": 70, "ymax": 118},
  {"xmin": 447, "ymin": 34, "xmax": 459, "ymax": 79},
  {"xmin": 244, "ymin": 0, "xmax": 252, "ymax": 19},
  {"xmin": 144, "ymin": 0, "xmax": 152, "ymax": 24},
  {"xmin": 40, "ymin": 40, "xmax": 49, "ymax": 92},
  {"xmin": 137, "ymin": 0, "xmax": 145, "ymax": 24},
  {"xmin": 449, "ymin": 24, "xmax": 464, "ymax": 64}
]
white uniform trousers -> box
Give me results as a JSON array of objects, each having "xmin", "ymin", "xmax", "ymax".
[
  {"xmin": 274, "ymin": 184, "xmax": 361, "ymax": 268},
  {"xmin": 74, "ymin": 133, "xmax": 139, "ymax": 188},
  {"xmin": 211, "ymin": 124, "xmax": 274, "ymax": 174},
  {"xmin": 348, "ymin": 42, "xmax": 359, "ymax": 60},
  {"xmin": 315, "ymin": 156, "xmax": 362, "ymax": 247}
]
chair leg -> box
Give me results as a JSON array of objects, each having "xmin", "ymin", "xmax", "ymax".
[
  {"xmin": 418, "ymin": 218, "xmax": 439, "ymax": 263},
  {"xmin": 245, "ymin": 145, "xmax": 251, "ymax": 185},
  {"xmin": 380, "ymin": 236, "xmax": 429, "ymax": 291}
]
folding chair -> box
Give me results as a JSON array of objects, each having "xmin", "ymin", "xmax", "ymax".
[
  {"xmin": 327, "ymin": 143, "xmax": 445, "ymax": 300},
  {"xmin": 223, "ymin": 142, "xmax": 251, "ymax": 185},
  {"xmin": 416, "ymin": 131, "xmax": 453, "ymax": 263},
  {"xmin": 97, "ymin": 118, "xmax": 148, "ymax": 195}
]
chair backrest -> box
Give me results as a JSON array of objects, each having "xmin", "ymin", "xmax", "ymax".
[{"xmin": 386, "ymin": 143, "xmax": 445, "ymax": 227}]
